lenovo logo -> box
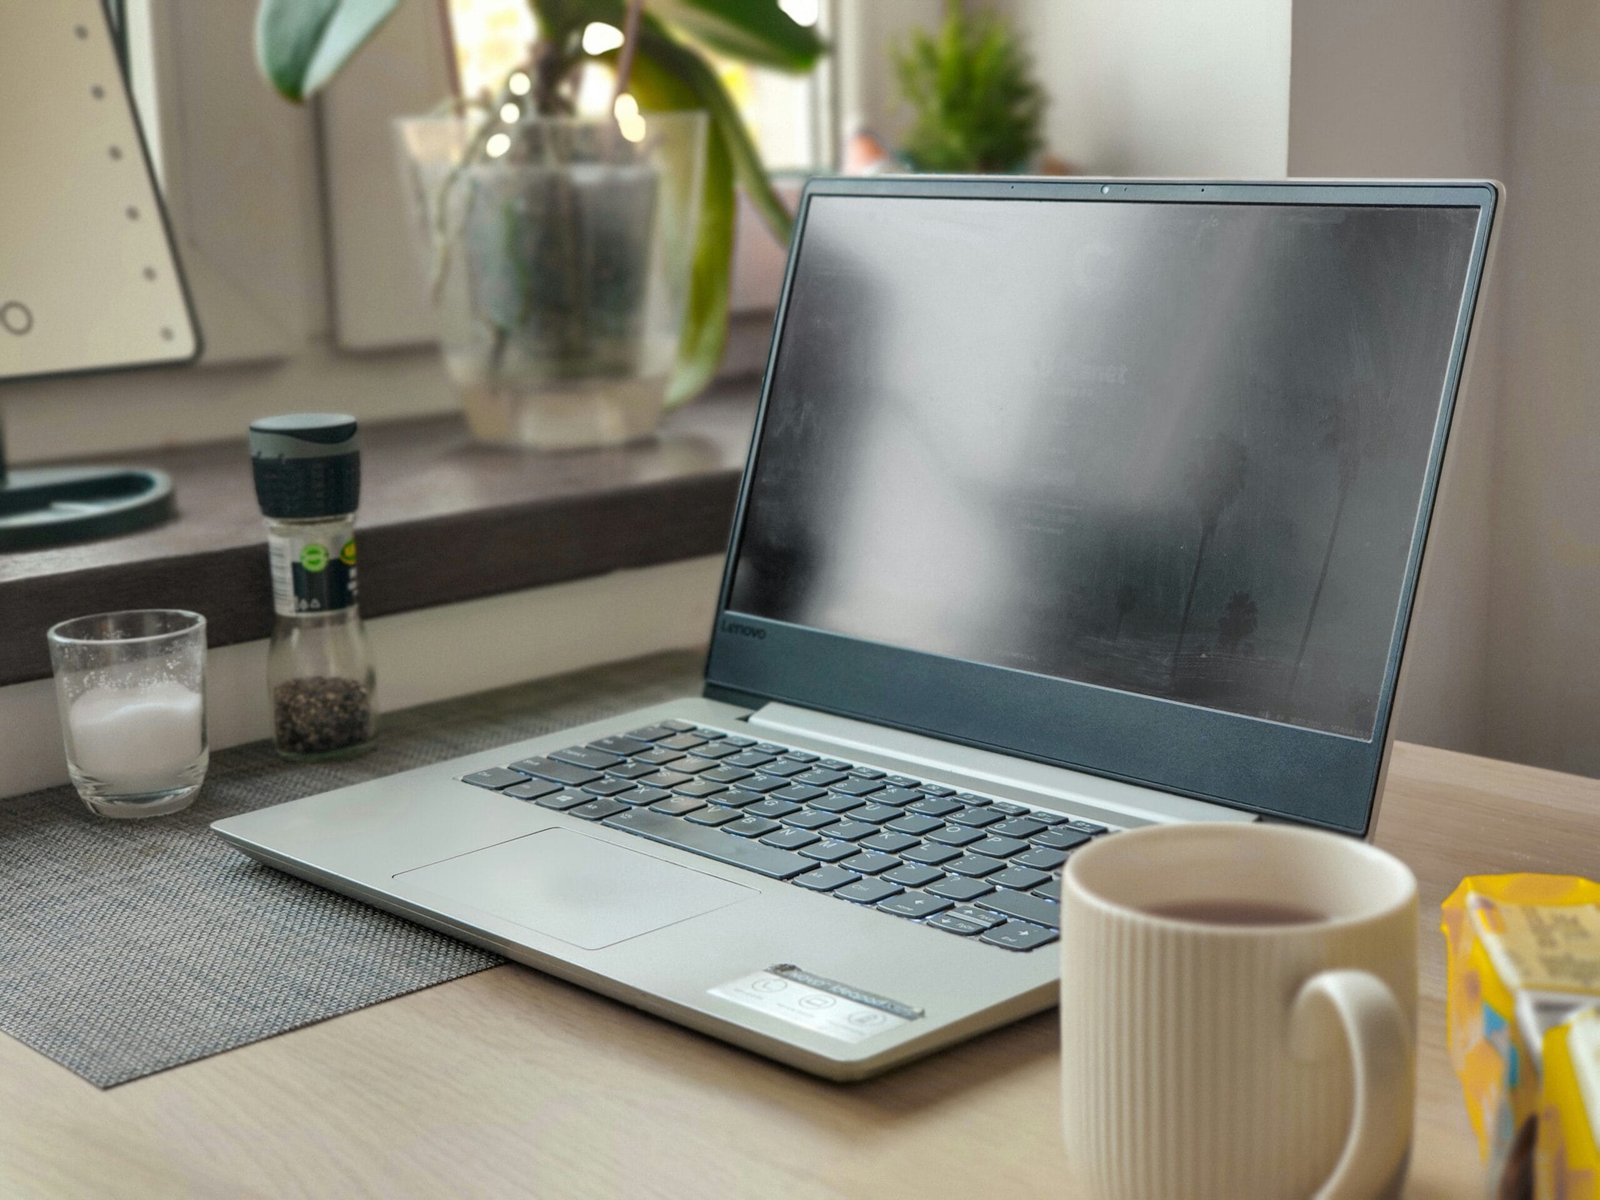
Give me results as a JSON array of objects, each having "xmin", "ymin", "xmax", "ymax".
[{"xmin": 720, "ymin": 620, "xmax": 767, "ymax": 641}]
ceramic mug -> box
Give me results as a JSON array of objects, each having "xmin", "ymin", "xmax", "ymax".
[{"xmin": 1058, "ymin": 822, "xmax": 1418, "ymax": 1200}]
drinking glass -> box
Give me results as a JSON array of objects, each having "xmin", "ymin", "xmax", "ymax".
[{"xmin": 47, "ymin": 609, "xmax": 208, "ymax": 818}]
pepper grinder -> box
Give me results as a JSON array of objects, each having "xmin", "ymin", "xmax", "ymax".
[{"xmin": 249, "ymin": 413, "xmax": 376, "ymax": 759}]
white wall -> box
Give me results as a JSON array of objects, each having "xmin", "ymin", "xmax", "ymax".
[
  {"xmin": 1489, "ymin": 0, "xmax": 1600, "ymax": 776},
  {"xmin": 1003, "ymin": 0, "xmax": 1293, "ymax": 177}
]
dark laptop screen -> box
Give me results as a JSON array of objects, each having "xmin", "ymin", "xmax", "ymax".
[{"xmin": 726, "ymin": 196, "xmax": 1479, "ymax": 739}]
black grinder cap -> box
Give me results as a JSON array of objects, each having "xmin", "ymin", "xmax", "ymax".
[{"xmin": 249, "ymin": 413, "xmax": 361, "ymax": 519}]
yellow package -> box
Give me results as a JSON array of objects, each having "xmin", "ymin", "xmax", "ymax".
[
  {"xmin": 1441, "ymin": 874, "xmax": 1600, "ymax": 1174},
  {"xmin": 1538, "ymin": 1007, "xmax": 1600, "ymax": 1200}
]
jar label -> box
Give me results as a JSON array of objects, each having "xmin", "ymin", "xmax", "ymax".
[{"xmin": 268, "ymin": 532, "xmax": 358, "ymax": 616}]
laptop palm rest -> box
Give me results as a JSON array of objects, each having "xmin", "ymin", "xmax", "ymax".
[{"xmin": 393, "ymin": 828, "xmax": 757, "ymax": 951}]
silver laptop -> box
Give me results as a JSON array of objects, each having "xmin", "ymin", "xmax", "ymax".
[{"xmin": 214, "ymin": 178, "xmax": 1498, "ymax": 1080}]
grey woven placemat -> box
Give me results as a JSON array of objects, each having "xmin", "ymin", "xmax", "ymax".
[{"xmin": 0, "ymin": 651, "xmax": 700, "ymax": 1088}]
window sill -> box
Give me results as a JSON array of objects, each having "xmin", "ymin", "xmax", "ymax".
[{"xmin": 0, "ymin": 383, "xmax": 757, "ymax": 688}]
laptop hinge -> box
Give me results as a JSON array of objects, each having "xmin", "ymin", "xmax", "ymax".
[{"xmin": 747, "ymin": 702, "xmax": 1253, "ymax": 829}]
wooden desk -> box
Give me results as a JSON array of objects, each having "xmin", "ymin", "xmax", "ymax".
[{"xmin": 3, "ymin": 742, "xmax": 1595, "ymax": 1198}]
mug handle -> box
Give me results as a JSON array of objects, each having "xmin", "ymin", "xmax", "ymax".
[{"xmin": 1292, "ymin": 969, "xmax": 1414, "ymax": 1200}]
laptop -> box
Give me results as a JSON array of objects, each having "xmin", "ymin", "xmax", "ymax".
[{"xmin": 214, "ymin": 177, "xmax": 1498, "ymax": 1080}]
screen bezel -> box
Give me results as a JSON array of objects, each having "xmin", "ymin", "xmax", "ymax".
[{"xmin": 706, "ymin": 177, "xmax": 1497, "ymax": 836}]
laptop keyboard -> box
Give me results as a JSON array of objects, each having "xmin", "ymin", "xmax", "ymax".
[{"xmin": 460, "ymin": 720, "xmax": 1117, "ymax": 953}]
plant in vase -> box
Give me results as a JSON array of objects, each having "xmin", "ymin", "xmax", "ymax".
[
  {"xmin": 895, "ymin": 0, "xmax": 1043, "ymax": 174},
  {"xmin": 257, "ymin": 0, "xmax": 823, "ymax": 448}
]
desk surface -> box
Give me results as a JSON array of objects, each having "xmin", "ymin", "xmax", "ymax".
[{"xmin": 4, "ymin": 724, "xmax": 1597, "ymax": 1197}]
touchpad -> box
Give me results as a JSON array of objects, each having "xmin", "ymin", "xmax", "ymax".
[{"xmin": 393, "ymin": 828, "xmax": 756, "ymax": 950}]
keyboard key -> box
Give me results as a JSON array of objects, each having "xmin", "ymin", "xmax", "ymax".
[
  {"xmin": 859, "ymin": 831, "xmax": 919, "ymax": 855},
  {"xmin": 887, "ymin": 814, "xmax": 942, "ymax": 836},
  {"xmin": 571, "ymin": 798, "xmax": 628, "ymax": 821},
  {"xmin": 793, "ymin": 769, "xmax": 847, "ymax": 788},
  {"xmin": 946, "ymin": 854, "xmax": 1006, "ymax": 877},
  {"xmin": 736, "ymin": 776, "xmax": 790, "ymax": 795},
  {"xmin": 795, "ymin": 865, "xmax": 859, "ymax": 892},
  {"xmin": 761, "ymin": 760, "xmax": 811, "ymax": 778},
  {"xmin": 981, "ymin": 921, "xmax": 1058, "ymax": 951},
  {"xmin": 773, "ymin": 784, "xmax": 827, "ymax": 804},
  {"xmin": 927, "ymin": 876, "xmax": 994, "ymax": 902},
  {"xmin": 902, "ymin": 843, "xmax": 962, "ymax": 866},
  {"xmin": 927, "ymin": 825, "xmax": 984, "ymax": 847},
  {"xmin": 508, "ymin": 758, "xmax": 602, "ymax": 788},
  {"xmin": 947, "ymin": 807, "xmax": 1005, "ymax": 828},
  {"xmin": 552, "ymin": 746, "xmax": 624, "ymax": 771},
  {"xmin": 747, "ymin": 798, "xmax": 801, "ymax": 819},
  {"xmin": 716, "ymin": 789, "xmax": 764, "ymax": 808},
  {"xmin": 785, "ymin": 750, "xmax": 819, "ymax": 763},
  {"xmin": 627, "ymin": 724, "xmax": 680, "ymax": 742},
  {"xmin": 725, "ymin": 816, "xmax": 780, "ymax": 838},
  {"xmin": 826, "ymin": 820, "xmax": 877, "ymax": 841},
  {"xmin": 616, "ymin": 786, "xmax": 670, "ymax": 807},
  {"xmin": 637, "ymin": 769, "xmax": 693, "ymax": 790},
  {"xmin": 669, "ymin": 757, "xmax": 716, "ymax": 775},
  {"xmin": 602, "ymin": 810, "xmax": 811, "ymax": 880},
  {"xmin": 886, "ymin": 775, "xmax": 921, "ymax": 788},
  {"xmin": 651, "ymin": 796, "xmax": 706, "ymax": 816},
  {"xmin": 909, "ymin": 796, "xmax": 961, "ymax": 817},
  {"xmin": 835, "ymin": 878, "xmax": 903, "ymax": 905},
  {"xmin": 1067, "ymin": 819, "xmax": 1109, "ymax": 836},
  {"xmin": 925, "ymin": 912, "xmax": 987, "ymax": 936},
  {"xmin": 919, "ymin": 784, "xmax": 956, "ymax": 797},
  {"xmin": 534, "ymin": 789, "xmax": 589, "ymax": 810},
  {"xmin": 956, "ymin": 793, "xmax": 991, "ymax": 806},
  {"xmin": 503, "ymin": 778, "xmax": 561, "ymax": 802},
  {"xmin": 876, "ymin": 892, "xmax": 953, "ymax": 919},
  {"xmin": 1031, "ymin": 811, "xmax": 1069, "ymax": 826},
  {"xmin": 850, "ymin": 802, "xmax": 901, "ymax": 825},
  {"xmin": 1033, "ymin": 876, "xmax": 1062, "ymax": 901},
  {"xmin": 686, "ymin": 806, "xmax": 741, "ymax": 827},
  {"xmin": 722, "ymin": 736, "xmax": 757, "ymax": 748},
  {"xmin": 990, "ymin": 801, "xmax": 1029, "ymax": 815},
  {"xmin": 661, "ymin": 719, "xmax": 698, "ymax": 731},
  {"xmin": 782, "ymin": 809, "xmax": 838, "ymax": 831},
  {"xmin": 976, "ymin": 888, "xmax": 1063, "ymax": 929},
  {"xmin": 761, "ymin": 826, "xmax": 820, "ymax": 850},
  {"xmin": 992, "ymin": 818, "xmax": 1047, "ymax": 840},
  {"xmin": 581, "ymin": 779, "xmax": 637, "ymax": 798},
  {"xmin": 607, "ymin": 761, "xmax": 659, "ymax": 780},
  {"xmin": 672, "ymin": 779, "xmax": 729, "ymax": 799},
  {"xmin": 989, "ymin": 866, "xmax": 1052, "ymax": 892},
  {"xmin": 800, "ymin": 839, "xmax": 858, "ymax": 864},
  {"xmin": 589, "ymin": 734, "xmax": 654, "ymax": 757},
  {"xmin": 819, "ymin": 758, "xmax": 851, "ymax": 770},
  {"xmin": 701, "ymin": 765, "xmax": 753, "ymax": 784},
  {"xmin": 754, "ymin": 743, "xmax": 787, "ymax": 754},
  {"xmin": 725, "ymin": 751, "xmax": 777, "ymax": 769},
  {"xmin": 848, "ymin": 766, "xmax": 885, "ymax": 779},
  {"xmin": 1014, "ymin": 847, "xmax": 1067, "ymax": 870},
  {"xmin": 688, "ymin": 724, "xmax": 724, "ymax": 736},
  {"xmin": 968, "ymin": 835, "xmax": 1029, "ymax": 858},
  {"xmin": 1033, "ymin": 829, "xmax": 1094, "ymax": 852},
  {"xmin": 871, "ymin": 786, "xmax": 921, "ymax": 807},
  {"xmin": 462, "ymin": 767, "xmax": 530, "ymax": 791},
  {"xmin": 834, "ymin": 778, "xmax": 885, "ymax": 797},
  {"xmin": 841, "ymin": 851, "xmax": 900, "ymax": 875},
  {"xmin": 812, "ymin": 793, "xmax": 865, "ymax": 814},
  {"xmin": 883, "ymin": 863, "xmax": 944, "ymax": 889},
  {"xmin": 692, "ymin": 742, "xmax": 742, "ymax": 760},
  {"xmin": 634, "ymin": 748, "xmax": 686, "ymax": 767},
  {"xmin": 948, "ymin": 905, "xmax": 1004, "ymax": 930},
  {"xmin": 657, "ymin": 732, "xmax": 708, "ymax": 751}
]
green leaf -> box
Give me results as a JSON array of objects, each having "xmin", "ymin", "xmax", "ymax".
[
  {"xmin": 646, "ymin": 0, "xmax": 824, "ymax": 72},
  {"xmin": 255, "ymin": 0, "xmax": 401, "ymax": 102},
  {"xmin": 624, "ymin": 48, "xmax": 737, "ymax": 407}
]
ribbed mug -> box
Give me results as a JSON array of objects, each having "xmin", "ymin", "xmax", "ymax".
[{"xmin": 1059, "ymin": 823, "xmax": 1417, "ymax": 1200}]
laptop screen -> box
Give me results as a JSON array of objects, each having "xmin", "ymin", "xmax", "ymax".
[{"xmin": 725, "ymin": 195, "xmax": 1480, "ymax": 739}]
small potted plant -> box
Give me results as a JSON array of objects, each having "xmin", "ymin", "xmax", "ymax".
[
  {"xmin": 257, "ymin": 0, "xmax": 823, "ymax": 448},
  {"xmin": 894, "ymin": 0, "xmax": 1044, "ymax": 174}
]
